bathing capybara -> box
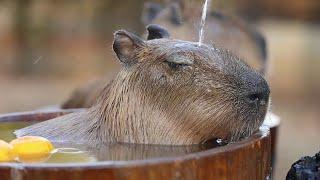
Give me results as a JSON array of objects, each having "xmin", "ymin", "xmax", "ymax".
[{"xmin": 16, "ymin": 25, "xmax": 270, "ymax": 145}]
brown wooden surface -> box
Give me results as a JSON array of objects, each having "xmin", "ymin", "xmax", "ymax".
[
  {"xmin": 270, "ymin": 124, "xmax": 279, "ymax": 166},
  {"xmin": 0, "ymin": 110, "xmax": 273, "ymax": 180}
]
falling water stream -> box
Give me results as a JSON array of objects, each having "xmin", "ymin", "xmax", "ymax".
[{"xmin": 198, "ymin": 0, "xmax": 211, "ymax": 46}]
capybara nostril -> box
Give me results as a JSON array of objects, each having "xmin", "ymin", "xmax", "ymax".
[
  {"xmin": 246, "ymin": 80, "xmax": 270, "ymax": 106},
  {"xmin": 247, "ymin": 92, "xmax": 268, "ymax": 106}
]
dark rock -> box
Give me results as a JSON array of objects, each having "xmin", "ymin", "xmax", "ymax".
[{"xmin": 286, "ymin": 151, "xmax": 320, "ymax": 180}]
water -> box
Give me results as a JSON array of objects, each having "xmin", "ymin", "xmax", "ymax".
[
  {"xmin": 0, "ymin": 122, "xmax": 30, "ymax": 142},
  {"xmin": 198, "ymin": 0, "xmax": 211, "ymax": 46},
  {"xmin": 0, "ymin": 122, "xmax": 226, "ymax": 163}
]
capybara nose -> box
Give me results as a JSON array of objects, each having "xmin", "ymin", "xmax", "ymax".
[{"xmin": 246, "ymin": 80, "xmax": 270, "ymax": 106}]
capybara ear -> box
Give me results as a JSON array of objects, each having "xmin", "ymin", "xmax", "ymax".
[
  {"xmin": 113, "ymin": 30, "xmax": 145, "ymax": 66},
  {"xmin": 147, "ymin": 24, "xmax": 170, "ymax": 40},
  {"xmin": 141, "ymin": 2, "xmax": 164, "ymax": 25}
]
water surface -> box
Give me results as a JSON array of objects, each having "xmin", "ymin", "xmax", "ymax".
[{"xmin": 0, "ymin": 122, "xmax": 226, "ymax": 163}]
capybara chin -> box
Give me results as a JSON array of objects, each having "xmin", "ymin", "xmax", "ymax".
[{"xmin": 15, "ymin": 25, "xmax": 270, "ymax": 145}]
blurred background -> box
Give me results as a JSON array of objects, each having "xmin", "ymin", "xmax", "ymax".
[{"xmin": 0, "ymin": 0, "xmax": 319, "ymax": 179}]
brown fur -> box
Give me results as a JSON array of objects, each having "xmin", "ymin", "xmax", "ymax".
[
  {"xmin": 15, "ymin": 27, "xmax": 269, "ymax": 145},
  {"xmin": 62, "ymin": 79, "xmax": 111, "ymax": 109}
]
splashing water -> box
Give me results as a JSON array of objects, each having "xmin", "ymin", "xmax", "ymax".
[{"xmin": 198, "ymin": 0, "xmax": 211, "ymax": 46}]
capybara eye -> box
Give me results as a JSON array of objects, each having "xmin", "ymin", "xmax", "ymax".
[{"xmin": 164, "ymin": 60, "xmax": 188, "ymax": 70}]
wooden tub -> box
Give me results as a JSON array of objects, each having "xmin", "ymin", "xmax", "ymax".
[{"xmin": 0, "ymin": 110, "xmax": 274, "ymax": 180}]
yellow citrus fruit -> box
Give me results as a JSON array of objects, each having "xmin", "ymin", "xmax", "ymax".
[
  {"xmin": 10, "ymin": 136, "xmax": 54, "ymax": 163},
  {"xmin": 0, "ymin": 140, "xmax": 16, "ymax": 162}
]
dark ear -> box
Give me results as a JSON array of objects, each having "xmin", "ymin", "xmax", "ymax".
[
  {"xmin": 113, "ymin": 30, "xmax": 145, "ymax": 65},
  {"xmin": 141, "ymin": 2, "xmax": 164, "ymax": 25},
  {"xmin": 147, "ymin": 24, "xmax": 170, "ymax": 40}
]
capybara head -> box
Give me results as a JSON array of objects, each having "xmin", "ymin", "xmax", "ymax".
[
  {"xmin": 110, "ymin": 24, "xmax": 270, "ymax": 143},
  {"xmin": 62, "ymin": 1, "xmax": 268, "ymax": 110}
]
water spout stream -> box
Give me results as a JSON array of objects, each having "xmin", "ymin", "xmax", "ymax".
[{"xmin": 198, "ymin": 0, "xmax": 211, "ymax": 46}]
